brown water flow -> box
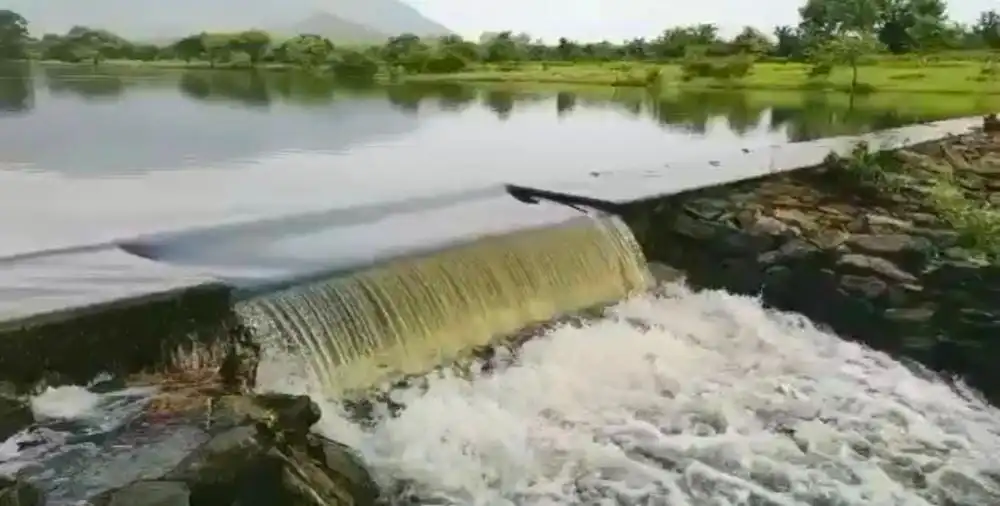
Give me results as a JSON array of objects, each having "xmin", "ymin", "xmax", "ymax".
[{"xmin": 235, "ymin": 215, "xmax": 651, "ymax": 395}]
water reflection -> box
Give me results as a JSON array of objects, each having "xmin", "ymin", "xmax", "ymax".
[
  {"xmin": 21, "ymin": 66, "xmax": 996, "ymax": 142},
  {"xmin": 178, "ymin": 71, "xmax": 270, "ymax": 108},
  {"xmin": 43, "ymin": 66, "xmax": 127, "ymax": 101},
  {"xmin": 1, "ymin": 66, "xmax": 996, "ymax": 177},
  {"xmin": 0, "ymin": 63, "xmax": 32, "ymax": 114}
]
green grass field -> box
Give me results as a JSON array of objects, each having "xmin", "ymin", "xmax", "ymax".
[{"xmin": 407, "ymin": 60, "xmax": 1000, "ymax": 95}]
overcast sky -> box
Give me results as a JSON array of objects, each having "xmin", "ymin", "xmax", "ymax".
[{"xmin": 408, "ymin": 0, "xmax": 996, "ymax": 42}]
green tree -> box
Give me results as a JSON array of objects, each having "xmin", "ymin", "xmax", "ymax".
[
  {"xmin": 276, "ymin": 34, "xmax": 333, "ymax": 69},
  {"xmin": 382, "ymin": 33, "xmax": 426, "ymax": 69},
  {"xmin": 556, "ymin": 37, "xmax": 581, "ymax": 60},
  {"xmin": 436, "ymin": 35, "xmax": 479, "ymax": 61},
  {"xmin": 230, "ymin": 30, "xmax": 271, "ymax": 66},
  {"xmin": 622, "ymin": 38, "xmax": 650, "ymax": 60},
  {"xmin": 202, "ymin": 33, "xmax": 232, "ymax": 67},
  {"xmin": 773, "ymin": 25, "xmax": 806, "ymax": 58},
  {"xmin": 331, "ymin": 50, "xmax": 379, "ymax": 81},
  {"xmin": 0, "ymin": 10, "xmax": 29, "ymax": 60},
  {"xmin": 816, "ymin": 32, "xmax": 884, "ymax": 91},
  {"xmin": 730, "ymin": 26, "xmax": 774, "ymax": 55},
  {"xmin": 878, "ymin": 0, "xmax": 949, "ymax": 53},
  {"xmin": 975, "ymin": 10, "xmax": 1000, "ymax": 49},
  {"xmin": 172, "ymin": 34, "xmax": 205, "ymax": 63},
  {"xmin": 482, "ymin": 31, "xmax": 523, "ymax": 62}
]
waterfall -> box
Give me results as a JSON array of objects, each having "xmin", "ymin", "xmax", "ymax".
[{"xmin": 236, "ymin": 214, "xmax": 651, "ymax": 395}]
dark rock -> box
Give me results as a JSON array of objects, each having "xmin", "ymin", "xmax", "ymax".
[
  {"xmin": 837, "ymin": 254, "xmax": 917, "ymax": 283},
  {"xmin": 838, "ymin": 275, "xmax": 888, "ymax": 299},
  {"xmin": 647, "ymin": 262, "xmax": 684, "ymax": 285},
  {"xmin": 984, "ymin": 113, "xmax": 999, "ymax": 133},
  {"xmin": 89, "ymin": 481, "xmax": 190, "ymax": 506},
  {"xmin": 0, "ymin": 397, "xmax": 33, "ymax": 442},
  {"xmin": 163, "ymin": 393, "xmax": 377, "ymax": 506},
  {"xmin": 0, "ymin": 477, "xmax": 44, "ymax": 506}
]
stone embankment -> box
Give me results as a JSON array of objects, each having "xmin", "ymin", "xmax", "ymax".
[{"xmin": 628, "ymin": 117, "xmax": 1000, "ymax": 403}]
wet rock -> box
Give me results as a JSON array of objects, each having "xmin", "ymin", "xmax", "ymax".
[
  {"xmin": 857, "ymin": 213, "xmax": 914, "ymax": 234},
  {"xmin": 89, "ymin": 394, "xmax": 378, "ymax": 506},
  {"xmin": 0, "ymin": 397, "xmax": 32, "ymax": 441},
  {"xmin": 647, "ymin": 262, "xmax": 684, "ymax": 285},
  {"xmin": 984, "ymin": 113, "xmax": 999, "ymax": 133},
  {"xmin": 0, "ymin": 477, "xmax": 44, "ymax": 506},
  {"xmin": 837, "ymin": 254, "xmax": 917, "ymax": 283},
  {"xmin": 89, "ymin": 481, "xmax": 190, "ymax": 506},
  {"xmin": 838, "ymin": 275, "xmax": 888, "ymax": 299}
]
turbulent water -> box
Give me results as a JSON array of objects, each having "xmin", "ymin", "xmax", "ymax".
[
  {"xmin": 3, "ymin": 282, "xmax": 1000, "ymax": 504},
  {"xmin": 255, "ymin": 283, "xmax": 1000, "ymax": 506}
]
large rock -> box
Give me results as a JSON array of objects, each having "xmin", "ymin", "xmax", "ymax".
[
  {"xmin": 0, "ymin": 397, "xmax": 32, "ymax": 442},
  {"xmin": 89, "ymin": 481, "xmax": 190, "ymax": 506},
  {"xmin": 91, "ymin": 393, "xmax": 379, "ymax": 506},
  {"xmin": 0, "ymin": 477, "xmax": 44, "ymax": 506}
]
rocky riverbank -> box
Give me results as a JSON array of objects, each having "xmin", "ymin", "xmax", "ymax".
[
  {"xmin": 0, "ymin": 393, "xmax": 379, "ymax": 506},
  {"xmin": 626, "ymin": 117, "xmax": 1000, "ymax": 403}
]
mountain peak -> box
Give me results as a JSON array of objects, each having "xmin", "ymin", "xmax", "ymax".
[{"xmin": 4, "ymin": 0, "xmax": 452, "ymax": 42}]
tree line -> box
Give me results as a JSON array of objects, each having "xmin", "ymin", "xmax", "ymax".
[{"xmin": 0, "ymin": 0, "xmax": 998, "ymax": 80}]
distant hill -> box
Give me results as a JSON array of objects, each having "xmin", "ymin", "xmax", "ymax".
[
  {"xmin": 319, "ymin": 0, "xmax": 452, "ymax": 38},
  {"xmin": 2, "ymin": 0, "xmax": 451, "ymax": 43},
  {"xmin": 275, "ymin": 11, "xmax": 389, "ymax": 43}
]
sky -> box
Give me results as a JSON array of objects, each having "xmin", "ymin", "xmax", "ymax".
[{"xmin": 407, "ymin": 0, "xmax": 997, "ymax": 42}]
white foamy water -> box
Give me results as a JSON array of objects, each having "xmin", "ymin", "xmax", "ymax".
[{"xmin": 258, "ymin": 283, "xmax": 1000, "ymax": 506}]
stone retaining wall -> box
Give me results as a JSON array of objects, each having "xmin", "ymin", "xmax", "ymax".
[
  {"xmin": 0, "ymin": 284, "xmax": 259, "ymax": 394},
  {"xmin": 624, "ymin": 126, "xmax": 1000, "ymax": 403}
]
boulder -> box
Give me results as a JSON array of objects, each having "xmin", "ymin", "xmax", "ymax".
[
  {"xmin": 89, "ymin": 481, "xmax": 190, "ymax": 506},
  {"xmin": 88, "ymin": 393, "xmax": 380, "ymax": 506},
  {"xmin": 0, "ymin": 477, "xmax": 44, "ymax": 506},
  {"xmin": 984, "ymin": 113, "xmax": 999, "ymax": 133},
  {"xmin": 0, "ymin": 397, "xmax": 32, "ymax": 442}
]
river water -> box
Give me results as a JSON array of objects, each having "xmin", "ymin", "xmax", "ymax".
[
  {"xmin": 1, "ymin": 62, "xmax": 994, "ymax": 255},
  {"xmin": 1, "ymin": 63, "xmax": 1000, "ymax": 505}
]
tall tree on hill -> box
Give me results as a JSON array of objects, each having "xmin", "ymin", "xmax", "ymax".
[{"xmin": 0, "ymin": 10, "xmax": 29, "ymax": 60}]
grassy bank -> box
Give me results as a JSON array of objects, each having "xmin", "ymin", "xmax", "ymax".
[
  {"xmin": 406, "ymin": 60, "xmax": 1000, "ymax": 95},
  {"xmin": 36, "ymin": 58, "xmax": 297, "ymax": 71}
]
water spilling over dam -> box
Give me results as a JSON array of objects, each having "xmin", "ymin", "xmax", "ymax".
[{"xmin": 236, "ymin": 215, "xmax": 651, "ymax": 395}]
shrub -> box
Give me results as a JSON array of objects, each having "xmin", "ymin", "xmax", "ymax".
[
  {"xmin": 680, "ymin": 56, "xmax": 754, "ymax": 80},
  {"xmin": 331, "ymin": 50, "xmax": 379, "ymax": 81},
  {"xmin": 423, "ymin": 51, "xmax": 468, "ymax": 73},
  {"xmin": 808, "ymin": 62, "xmax": 833, "ymax": 77},
  {"xmin": 644, "ymin": 67, "xmax": 662, "ymax": 87}
]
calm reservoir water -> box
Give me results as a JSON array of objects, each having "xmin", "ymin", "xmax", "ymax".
[{"xmin": 0, "ymin": 62, "xmax": 991, "ymax": 256}]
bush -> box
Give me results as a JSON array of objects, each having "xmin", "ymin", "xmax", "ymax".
[
  {"xmin": 423, "ymin": 51, "xmax": 468, "ymax": 73},
  {"xmin": 644, "ymin": 67, "xmax": 662, "ymax": 87},
  {"xmin": 680, "ymin": 56, "xmax": 754, "ymax": 80},
  {"xmin": 808, "ymin": 62, "xmax": 833, "ymax": 77},
  {"xmin": 331, "ymin": 50, "xmax": 379, "ymax": 81}
]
